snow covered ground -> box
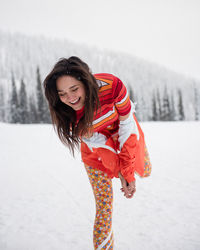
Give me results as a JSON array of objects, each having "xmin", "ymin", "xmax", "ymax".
[{"xmin": 0, "ymin": 122, "xmax": 200, "ymax": 250}]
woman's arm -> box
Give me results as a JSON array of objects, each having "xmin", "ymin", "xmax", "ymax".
[{"xmin": 118, "ymin": 112, "xmax": 137, "ymax": 198}]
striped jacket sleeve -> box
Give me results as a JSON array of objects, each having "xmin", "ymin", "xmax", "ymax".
[
  {"xmin": 112, "ymin": 77, "xmax": 131, "ymax": 116},
  {"xmin": 113, "ymin": 77, "xmax": 137, "ymax": 183}
]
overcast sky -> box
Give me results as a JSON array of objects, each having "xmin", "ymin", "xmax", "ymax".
[{"xmin": 0, "ymin": 0, "xmax": 200, "ymax": 80}]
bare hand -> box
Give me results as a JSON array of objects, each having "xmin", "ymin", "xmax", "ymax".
[{"xmin": 118, "ymin": 172, "xmax": 136, "ymax": 199}]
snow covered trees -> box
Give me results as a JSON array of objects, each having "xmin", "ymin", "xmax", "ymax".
[
  {"xmin": 177, "ymin": 89, "xmax": 185, "ymax": 121},
  {"xmin": 0, "ymin": 71, "xmax": 199, "ymax": 123},
  {"xmin": 36, "ymin": 67, "xmax": 50, "ymax": 123},
  {"xmin": 194, "ymin": 83, "xmax": 199, "ymax": 121},
  {"xmin": 3, "ymin": 68, "xmax": 50, "ymax": 124},
  {"xmin": 0, "ymin": 85, "xmax": 5, "ymax": 122},
  {"xmin": 19, "ymin": 78, "xmax": 28, "ymax": 123},
  {"xmin": 133, "ymin": 86, "xmax": 188, "ymax": 122},
  {"xmin": 0, "ymin": 31, "xmax": 200, "ymax": 123},
  {"xmin": 10, "ymin": 74, "xmax": 20, "ymax": 123}
]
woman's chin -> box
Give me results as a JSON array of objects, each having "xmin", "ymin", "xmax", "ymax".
[
  {"xmin": 71, "ymin": 102, "xmax": 84, "ymax": 111},
  {"xmin": 73, "ymin": 104, "xmax": 84, "ymax": 111}
]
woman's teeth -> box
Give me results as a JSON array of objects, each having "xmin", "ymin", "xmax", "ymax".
[{"xmin": 70, "ymin": 98, "xmax": 79, "ymax": 104}]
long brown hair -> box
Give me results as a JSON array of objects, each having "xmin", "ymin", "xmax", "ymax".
[{"xmin": 43, "ymin": 56, "xmax": 100, "ymax": 154}]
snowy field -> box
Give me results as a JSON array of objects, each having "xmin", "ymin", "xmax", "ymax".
[{"xmin": 0, "ymin": 122, "xmax": 200, "ymax": 250}]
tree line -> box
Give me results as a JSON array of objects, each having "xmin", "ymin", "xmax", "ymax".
[
  {"xmin": 129, "ymin": 84, "xmax": 199, "ymax": 122},
  {"xmin": 0, "ymin": 67, "xmax": 51, "ymax": 124},
  {"xmin": 0, "ymin": 68, "xmax": 199, "ymax": 123}
]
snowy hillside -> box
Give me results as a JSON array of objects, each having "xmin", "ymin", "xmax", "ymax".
[
  {"xmin": 0, "ymin": 30, "xmax": 200, "ymax": 121},
  {"xmin": 0, "ymin": 122, "xmax": 200, "ymax": 250}
]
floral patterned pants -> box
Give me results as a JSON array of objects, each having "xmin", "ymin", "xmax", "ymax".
[{"xmin": 85, "ymin": 165, "xmax": 114, "ymax": 250}]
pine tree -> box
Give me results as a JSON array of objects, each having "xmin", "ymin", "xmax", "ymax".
[
  {"xmin": 152, "ymin": 90, "xmax": 158, "ymax": 121},
  {"xmin": 194, "ymin": 83, "xmax": 199, "ymax": 121},
  {"xmin": 161, "ymin": 86, "xmax": 170, "ymax": 121},
  {"xmin": 156, "ymin": 88, "xmax": 162, "ymax": 121},
  {"xmin": 36, "ymin": 66, "xmax": 49, "ymax": 123},
  {"xmin": 136, "ymin": 94, "xmax": 144, "ymax": 121},
  {"xmin": 129, "ymin": 87, "xmax": 134, "ymax": 102},
  {"xmin": 131, "ymin": 91, "xmax": 140, "ymax": 121},
  {"xmin": 43, "ymin": 97, "xmax": 51, "ymax": 123},
  {"xmin": 19, "ymin": 78, "xmax": 28, "ymax": 123},
  {"xmin": 169, "ymin": 90, "xmax": 176, "ymax": 121},
  {"xmin": 10, "ymin": 74, "xmax": 20, "ymax": 123},
  {"xmin": 141, "ymin": 95, "xmax": 148, "ymax": 121},
  {"xmin": 29, "ymin": 95, "xmax": 38, "ymax": 123},
  {"xmin": 0, "ymin": 85, "xmax": 5, "ymax": 122},
  {"xmin": 177, "ymin": 88, "xmax": 185, "ymax": 121}
]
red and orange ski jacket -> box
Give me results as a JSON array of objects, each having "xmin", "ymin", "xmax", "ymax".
[{"xmin": 76, "ymin": 73, "xmax": 151, "ymax": 183}]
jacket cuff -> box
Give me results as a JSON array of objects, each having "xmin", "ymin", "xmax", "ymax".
[{"xmin": 125, "ymin": 173, "xmax": 136, "ymax": 183}]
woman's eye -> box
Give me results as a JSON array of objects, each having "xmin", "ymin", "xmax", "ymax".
[{"xmin": 72, "ymin": 88, "xmax": 78, "ymax": 92}]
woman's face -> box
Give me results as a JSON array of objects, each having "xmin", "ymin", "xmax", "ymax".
[{"xmin": 56, "ymin": 75, "xmax": 86, "ymax": 111}]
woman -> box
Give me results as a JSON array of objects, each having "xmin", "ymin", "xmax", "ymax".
[{"xmin": 43, "ymin": 56, "xmax": 151, "ymax": 249}]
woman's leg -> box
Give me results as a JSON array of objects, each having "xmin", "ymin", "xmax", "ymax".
[{"xmin": 85, "ymin": 165, "xmax": 114, "ymax": 250}]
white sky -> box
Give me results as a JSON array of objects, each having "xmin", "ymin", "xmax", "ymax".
[{"xmin": 0, "ymin": 0, "xmax": 200, "ymax": 80}]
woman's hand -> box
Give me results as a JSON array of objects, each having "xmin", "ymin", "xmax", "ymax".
[{"xmin": 118, "ymin": 172, "xmax": 136, "ymax": 199}]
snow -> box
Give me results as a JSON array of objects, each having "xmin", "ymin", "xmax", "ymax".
[{"xmin": 0, "ymin": 122, "xmax": 200, "ymax": 250}]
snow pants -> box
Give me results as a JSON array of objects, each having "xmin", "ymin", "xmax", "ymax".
[{"xmin": 85, "ymin": 165, "xmax": 114, "ymax": 250}]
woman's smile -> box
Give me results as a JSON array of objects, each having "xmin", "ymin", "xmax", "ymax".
[{"xmin": 70, "ymin": 97, "xmax": 80, "ymax": 104}]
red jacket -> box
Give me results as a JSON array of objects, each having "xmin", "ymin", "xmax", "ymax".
[{"xmin": 78, "ymin": 73, "xmax": 151, "ymax": 183}]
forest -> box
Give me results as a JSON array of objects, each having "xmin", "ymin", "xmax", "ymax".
[{"xmin": 0, "ymin": 30, "xmax": 199, "ymax": 123}]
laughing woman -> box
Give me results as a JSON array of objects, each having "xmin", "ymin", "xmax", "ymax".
[{"xmin": 43, "ymin": 56, "xmax": 151, "ymax": 249}]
